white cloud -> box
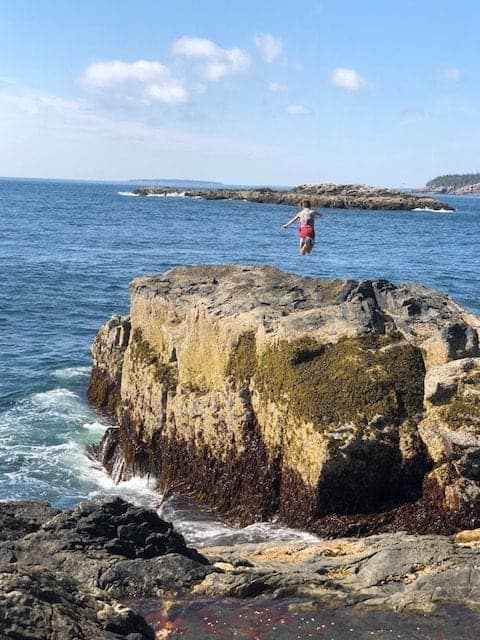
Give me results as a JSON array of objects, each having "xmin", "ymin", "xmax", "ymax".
[
  {"xmin": 0, "ymin": 87, "xmax": 275, "ymax": 160},
  {"xmin": 330, "ymin": 67, "xmax": 367, "ymax": 92},
  {"xmin": 0, "ymin": 91, "xmax": 87, "ymax": 118},
  {"xmin": 286, "ymin": 103, "xmax": 310, "ymax": 115},
  {"xmin": 254, "ymin": 33, "xmax": 283, "ymax": 63},
  {"xmin": 268, "ymin": 81, "xmax": 288, "ymax": 94},
  {"xmin": 79, "ymin": 59, "xmax": 189, "ymax": 104},
  {"xmin": 440, "ymin": 67, "xmax": 461, "ymax": 82},
  {"xmin": 172, "ymin": 36, "xmax": 250, "ymax": 81}
]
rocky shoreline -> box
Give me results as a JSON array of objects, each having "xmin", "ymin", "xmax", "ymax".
[
  {"xmin": 2, "ymin": 264, "xmax": 480, "ymax": 638},
  {"xmin": 132, "ymin": 183, "xmax": 454, "ymax": 211},
  {"xmin": 425, "ymin": 183, "xmax": 480, "ymax": 195},
  {"xmin": 2, "ymin": 497, "xmax": 480, "ymax": 638}
]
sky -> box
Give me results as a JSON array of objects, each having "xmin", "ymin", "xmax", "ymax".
[{"xmin": 1, "ymin": 0, "xmax": 479, "ymax": 186}]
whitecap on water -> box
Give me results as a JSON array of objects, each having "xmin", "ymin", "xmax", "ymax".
[
  {"xmin": 82, "ymin": 420, "xmax": 108, "ymax": 432},
  {"xmin": 413, "ymin": 207, "xmax": 452, "ymax": 213},
  {"xmin": 85, "ymin": 463, "xmax": 163, "ymax": 509},
  {"xmin": 159, "ymin": 494, "xmax": 320, "ymax": 547},
  {"xmin": 53, "ymin": 366, "xmax": 90, "ymax": 379},
  {"xmin": 117, "ymin": 191, "xmax": 139, "ymax": 197},
  {"xmin": 145, "ymin": 191, "xmax": 187, "ymax": 198}
]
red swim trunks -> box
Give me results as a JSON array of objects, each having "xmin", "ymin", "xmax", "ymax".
[{"xmin": 299, "ymin": 224, "xmax": 315, "ymax": 240}]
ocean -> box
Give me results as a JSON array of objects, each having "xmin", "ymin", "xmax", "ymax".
[{"xmin": 0, "ymin": 178, "xmax": 478, "ymax": 547}]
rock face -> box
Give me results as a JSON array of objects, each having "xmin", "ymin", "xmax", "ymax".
[
  {"xmin": 88, "ymin": 265, "xmax": 480, "ymax": 535},
  {"xmin": 0, "ymin": 497, "xmax": 211, "ymax": 639},
  {"xmin": 132, "ymin": 183, "xmax": 454, "ymax": 211}
]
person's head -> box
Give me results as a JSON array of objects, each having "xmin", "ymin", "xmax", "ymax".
[{"xmin": 301, "ymin": 199, "xmax": 311, "ymax": 209}]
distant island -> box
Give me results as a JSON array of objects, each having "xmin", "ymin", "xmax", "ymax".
[
  {"xmin": 129, "ymin": 178, "xmax": 225, "ymax": 188},
  {"xmin": 426, "ymin": 173, "xmax": 480, "ymax": 195},
  {"xmin": 132, "ymin": 183, "xmax": 454, "ymax": 211}
]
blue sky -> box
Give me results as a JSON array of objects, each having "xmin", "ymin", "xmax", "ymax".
[{"xmin": 1, "ymin": 0, "xmax": 479, "ymax": 186}]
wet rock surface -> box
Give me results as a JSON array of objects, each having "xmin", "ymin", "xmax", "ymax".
[
  {"xmin": 3, "ymin": 498, "xmax": 480, "ymax": 638},
  {"xmin": 0, "ymin": 497, "xmax": 210, "ymax": 639},
  {"xmin": 199, "ymin": 533, "xmax": 480, "ymax": 612},
  {"xmin": 132, "ymin": 183, "xmax": 454, "ymax": 211},
  {"xmin": 89, "ymin": 265, "xmax": 480, "ymax": 535}
]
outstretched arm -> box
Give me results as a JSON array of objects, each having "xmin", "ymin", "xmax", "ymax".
[{"xmin": 283, "ymin": 213, "xmax": 300, "ymax": 228}]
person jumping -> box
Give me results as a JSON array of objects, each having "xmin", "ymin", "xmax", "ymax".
[{"xmin": 282, "ymin": 199, "xmax": 323, "ymax": 255}]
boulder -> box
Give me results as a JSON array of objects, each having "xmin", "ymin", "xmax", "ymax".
[
  {"xmin": 89, "ymin": 265, "xmax": 480, "ymax": 534},
  {"xmin": 0, "ymin": 498, "xmax": 213, "ymax": 639},
  {"xmin": 1, "ymin": 497, "xmax": 210, "ymax": 595}
]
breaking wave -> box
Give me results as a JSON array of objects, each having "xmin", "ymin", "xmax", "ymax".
[{"xmin": 413, "ymin": 207, "xmax": 452, "ymax": 212}]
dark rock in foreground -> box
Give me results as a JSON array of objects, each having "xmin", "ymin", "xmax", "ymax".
[
  {"xmin": 3, "ymin": 497, "xmax": 480, "ymax": 636},
  {"xmin": 132, "ymin": 182, "xmax": 454, "ymax": 211},
  {"xmin": 0, "ymin": 497, "xmax": 210, "ymax": 640}
]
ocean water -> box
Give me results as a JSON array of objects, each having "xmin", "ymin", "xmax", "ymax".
[{"xmin": 0, "ymin": 178, "xmax": 478, "ymax": 545}]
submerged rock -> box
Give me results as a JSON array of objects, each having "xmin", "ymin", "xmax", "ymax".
[{"xmin": 88, "ymin": 265, "xmax": 480, "ymax": 535}]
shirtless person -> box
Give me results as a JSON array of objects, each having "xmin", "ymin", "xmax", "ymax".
[{"xmin": 283, "ymin": 199, "xmax": 322, "ymax": 255}]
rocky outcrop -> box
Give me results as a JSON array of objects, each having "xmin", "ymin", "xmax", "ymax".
[
  {"xmin": 0, "ymin": 497, "xmax": 211, "ymax": 639},
  {"xmin": 89, "ymin": 265, "xmax": 480, "ymax": 535},
  {"xmin": 132, "ymin": 183, "xmax": 454, "ymax": 211}
]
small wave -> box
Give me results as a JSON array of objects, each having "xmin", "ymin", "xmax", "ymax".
[
  {"xmin": 413, "ymin": 207, "xmax": 451, "ymax": 212},
  {"xmin": 82, "ymin": 420, "xmax": 108, "ymax": 432},
  {"xmin": 0, "ymin": 387, "xmax": 106, "ymax": 449},
  {"xmin": 145, "ymin": 191, "xmax": 187, "ymax": 198},
  {"xmin": 53, "ymin": 366, "xmax": 90, "ymax": 379},
  {"xmin": 159, "ymin": 494, "xmax": 320, "ymax": 547},
  {"xmin": 117, "ymin": 191, "xmax": 139, "ymax": 197},
  {"xmin": 30, "ymin": 387, "xmax": 83, "ymax": 412},
  {"xmin": 86, "ymin": 464, "xmax": 163, "ymax": 508}
]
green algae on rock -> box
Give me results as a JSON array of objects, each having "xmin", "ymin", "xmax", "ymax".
[
  {"xmin": 253, "ymin": 336, "xmax": 425, "ymax": 429},
  {"xmin": 88, "ymin": 265, "xmax": 480, "ymax": 535}
]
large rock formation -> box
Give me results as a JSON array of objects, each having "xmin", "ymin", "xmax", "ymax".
[
  {"xmin": 132, "ymin": 183, "xmax": 454, "ymax": 211},
  {"xmin": 89, "ymin": 265, "xmax": 480, "ymax": 534}
]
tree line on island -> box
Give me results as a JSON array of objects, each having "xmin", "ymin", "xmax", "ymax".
[{"xmin": 426, "ymin": 173, "xmax": 480, "ymax": 190}]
